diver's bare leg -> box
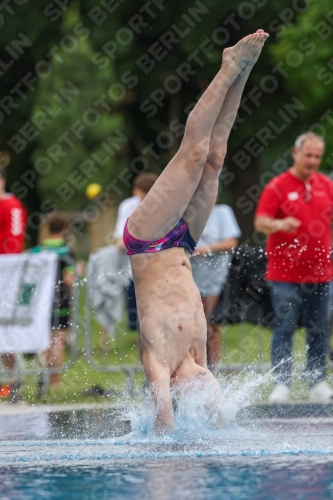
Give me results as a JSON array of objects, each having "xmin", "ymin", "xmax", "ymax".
[
  {"xmin": 129, "ymin": 32, "xmax": 268, "ymax": 241},
  {"xmin": 183, "ymin": 30, "xmax": 268, "ymax": 241}
]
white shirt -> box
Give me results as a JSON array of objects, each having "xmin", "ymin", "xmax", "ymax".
[
  {"xmin": 191, "ymin": 205, "xmax": 241, "ymax": 296},
  {"xmin": 113, "ymin": 196, "xmax": 141, "ymax": 240},
  {"xmin": 196, "ymin": 204, "xmax": 241, "ymax": 247}
]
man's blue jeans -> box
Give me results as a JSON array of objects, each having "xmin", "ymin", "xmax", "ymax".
[{"xmin": 268, "ymin": 281, "xmax": 330, "ymax": 387}]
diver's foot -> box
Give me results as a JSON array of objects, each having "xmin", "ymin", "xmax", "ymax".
[{"xmin": 222, "ymin": 29, "xmax": 269, "ymax": 74}]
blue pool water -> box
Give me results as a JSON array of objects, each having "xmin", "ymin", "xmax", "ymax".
[
  {"xmin": 1, "ymin": 376, "xmax": 333, "ymax": 500},
  {"xmin": 2, "ymin": 457, "xmax": 333, "ymax": 500},
  {"xmin": 0, "ymin": 405, "xmax": 333, "ymax": 499}
]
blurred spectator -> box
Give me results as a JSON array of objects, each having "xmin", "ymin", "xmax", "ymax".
[
  {"xmin": 255, "ymin": 132, "xmax": 333, "ymax": 403},
  {"xmin": 114, "ymin": 172, "xmax": 158, "ymax": 331},
  {"xmin": 0, "ymin": 166, "xmax": 27, "ymax": 402},
  {"xmin": 32, "ymin": 214, "xmax": 75, "ymax": 394},
  {"xmin": 191, "ymin": 202, "xmax": 241, "ymax": 367},
  {"xmin": 0, "ymin": 168, "xmax": 27, "ymax": 254}
]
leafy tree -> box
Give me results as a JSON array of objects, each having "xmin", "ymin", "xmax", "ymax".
[
  {"xmin": 0, "ymin": 1, "xmax": 62, "ymax": 232},
  {"xmin": 270, "ymin": 0, "xmax": 333, "ymax": 168},
  {"xmin": 81, "ymin": 0, "xmax": 299, "ymax": 239},
  {"xmin": 32, "ymin": 4, "xmax": 125, "ymax": 210},
  {"xmin": 3, "ymin": 0, "xmax": 320, "ymax": 242}
]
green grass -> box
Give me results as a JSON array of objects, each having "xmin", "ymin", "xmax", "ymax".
[
  {"xmin": 20, "ymin": 318, "xmax": 145, "ymax": 405},
  {"xmin": 221, "ymin": 324, "xmax": 333, "ymax": 402},
  {"xmin": 17, "ymin": 322, "xmax": 326, "ymax": 406},
  {"xmin": 221, "ymin": 323, "xmax": 306, "ymax": 365}
]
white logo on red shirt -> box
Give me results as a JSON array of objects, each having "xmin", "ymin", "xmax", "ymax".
[
  {"xmin": 11, "ymin": 208, "xmax": 23, "ymax": 236},
  {"xmin": 288, "ymin": 192, "xmax": 299, "ymax": 201}
]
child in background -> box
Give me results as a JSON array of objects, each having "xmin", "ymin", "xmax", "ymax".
[{"xmin": 32, "ymin": 214, "xmax": 75, "ymax": 393}]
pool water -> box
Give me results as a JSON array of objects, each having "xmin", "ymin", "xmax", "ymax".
[
  {"xmin": 0, "ymin": 405, "xmax": 333, "ymax": 499},
  {"xmin": 2, "ymin": 457, "xmax": 333, "ymax": 500},
  {"xmin": 1, "ymin": 373, "xmax": 333, "ymax": 500}
]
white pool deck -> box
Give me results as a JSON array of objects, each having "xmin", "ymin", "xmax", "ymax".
[{"xmin": 0, "ymin": 401, "xmax": 122, "ymax": 415}]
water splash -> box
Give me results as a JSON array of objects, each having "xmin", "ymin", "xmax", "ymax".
[
  {"xmin": 119, "ymin": 368, "xmax": 275, "ymax": 443},
  {"xmin": 1, "ymin": 368, "xmax": 333, "ymax": 466}
]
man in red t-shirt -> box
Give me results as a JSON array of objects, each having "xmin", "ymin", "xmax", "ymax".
[
  {"xmin": 0, "ymin": 166, "xmax": 27, "ymax": 401},
  {"xmin": 0, "ymin": 169, "xmax": 27, "ymax": 254},
  {"xmin": 255, "ymin": 132, "xmax": 333, "ymax": 404}
]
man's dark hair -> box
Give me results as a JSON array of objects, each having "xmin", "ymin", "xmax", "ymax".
[
  {"xmin": 133, "ymin": 172, "xmax": 158, "ymax": 193},
  {"xmin": 0, "ymin": 167, "xmax": 7, "ymax": 180},
  {"xmin": 47, "ymin": 214, "xmax": 68, "ymax": 234}
]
